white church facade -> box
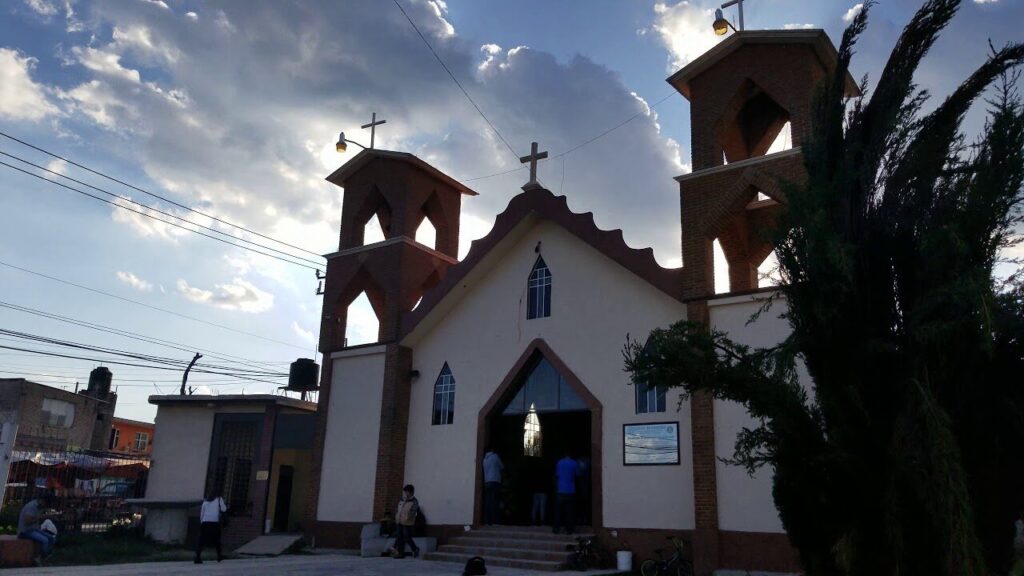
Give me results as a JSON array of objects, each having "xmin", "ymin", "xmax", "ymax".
[{"xmin": 307, "ymin": 29, "xmax": 858, "ymax": 575}]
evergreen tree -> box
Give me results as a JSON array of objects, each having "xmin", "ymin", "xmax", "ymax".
[{"xmin": 623, "ymin": 2, "xmax": 1024, "ymax": 574}]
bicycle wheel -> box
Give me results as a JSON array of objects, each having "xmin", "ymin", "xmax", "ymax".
[
  {"xmin": 675, "ymin": 559, "xmax": 694, "ymax": 576},
  {"xmin": 640, "ymin": 559, "xmax": 663, "ymax": 576}
]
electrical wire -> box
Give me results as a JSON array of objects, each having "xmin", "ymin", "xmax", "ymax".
[
  {"xmin": 0, "ymin": 259, "xmax": 310, "ymax": 351},
  {"xmin": 0, "ymin": 299, "xmax": 293, "ymax": 371},
  {"xmin": 0, "ymin": 130, "xmax": 324, "ymax": 258},
  {"xmin": 0, "ymin": 159, "xmax": 324, "ymax": 272},
  {"xmin": 392, "ymin": 0, "xmax": 520, "ymax": 161},
  {"xmin": 455, "ymin": 91, "xmax": 676, "ymax": 183},
  {"xmin": 0, "ymin": 151, "xmax": 325, "ymax": 269},
  {"xmin": 0, "ymin": 328, "xmax": 288, "ymax": 375}
]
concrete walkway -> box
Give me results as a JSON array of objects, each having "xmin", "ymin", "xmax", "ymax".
[{"xmin": 3, "ymin": 553, "xmax": 626, "ymax": 576}]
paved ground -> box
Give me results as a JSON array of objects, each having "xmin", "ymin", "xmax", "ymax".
[{"xmin": 3, "ymin": 553, "xmax": 626, "ymax": 576}]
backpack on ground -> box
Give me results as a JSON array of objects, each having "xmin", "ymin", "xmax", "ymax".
[{"xmin": 463, "ymin": 555, "xmax": 487, "ymax": 575}]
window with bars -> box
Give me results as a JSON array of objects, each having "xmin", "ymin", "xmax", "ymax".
[
  {"xmin": 207, "ymin": 415, "xmax": 261, "ymax": 515},
  {"xmin": 432, "ymin": 363, "xmax": 456, "ymax": 426},
  {"xmin": 635, "ymin": 382, "xmax": 667, "ymax": 414},
  {"xmin": 527, "ymin": 256, "xmax": 552, "ymax": 319}
]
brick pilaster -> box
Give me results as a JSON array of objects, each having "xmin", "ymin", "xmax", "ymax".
[{"xmin": 371, "ymin": 344, "xmax": 414, "ymax": 520}]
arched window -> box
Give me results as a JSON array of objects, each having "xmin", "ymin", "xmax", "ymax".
[
  {"xmin": 432, "ymin": 363, "xmax": 456, "ymax": 425},
  {"xmin": 527, "ymin": 256, "xmax": 552, "ymax": 319}
]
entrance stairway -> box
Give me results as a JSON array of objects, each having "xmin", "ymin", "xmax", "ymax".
[{"xmin": 424, "ymin": 525, "xmax": 593, "ymax": 571}]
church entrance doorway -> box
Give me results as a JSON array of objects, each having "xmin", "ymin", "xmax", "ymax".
[{"xmin": 477, "ymin": 341, "xmax": 602, "ymax": 529}]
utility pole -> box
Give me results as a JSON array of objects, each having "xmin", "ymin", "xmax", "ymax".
[{"xmin": 180, "ymin": 353, "xmax": 202, "ymax": 395}]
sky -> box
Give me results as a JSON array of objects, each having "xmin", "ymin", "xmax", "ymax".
[{"xmin": 0, "ymin": 0, "xmax": 1020, "ymax": 423}]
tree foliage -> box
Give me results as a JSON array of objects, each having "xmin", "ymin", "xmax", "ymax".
[{"xmin": 623, "ymin": 2, "xmax": 1024, "ymax": 574}]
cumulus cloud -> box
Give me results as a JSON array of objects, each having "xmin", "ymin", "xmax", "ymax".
[
  {"xmin": 24, "ymin": 0, "xmax": 58, "ymax": 17},
  {"xmin": 784, "ymin": 23, "xmax": 816, "ymax": 30},
  {"xmin": 974, "ymin": 0, "xmax": 998, "ymax": 3},
  {"xmin": 176, "ymin": 277, "xmax": 274, "ymax": 313},
  {"xmin": 0, "ymin": 48, "xmax": 61, "ymax": 121},
  {"xmin": 108, "ymin": 197, "xmax": 191, "ymax": 241},
  {"xmin": 291, "ymin": 321, "xmax": 315, "ymax": 344},
  {"xmin": 843, "ymin": 3, "xmax": 864, "ymax": 23},
  {"xmin": 116, "ymin": 271, "xmax": 154, "ymax": 291},
  {"xmin": 649, "ymin": 1, "xmax": 722, "ymax": 70},
  {"xmin": 21, "ymin": 0, "xmax": 687, "ymax": 270}
]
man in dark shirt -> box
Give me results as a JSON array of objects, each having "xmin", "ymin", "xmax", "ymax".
[
  {"xmin": 553, "ymin": 450, "xmax": 581, "ymax": 535},
  {"xmin": 18, "ymin": 494, "xmax": 55, "ymax": 560}
]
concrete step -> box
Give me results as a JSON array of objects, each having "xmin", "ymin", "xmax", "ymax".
[
  {"xmin": 235, "ymin": 534, "xmax": 304, "ymax": 556},
  {"xmin": 423, "ymin": 551, "xmax": 566, "ymax": 571},
  {"xmin": 438, "ymin": 544, "xmax": 570, "ymax": 562},
  {"xmin": 448, "ymin": 536, "xmax": 572, "ymax": 552},
  {"xmin": 466, "ymin": 528, "xmax": 594, "ymax": 542}
]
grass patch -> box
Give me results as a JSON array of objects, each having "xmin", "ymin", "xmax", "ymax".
[{"xmin": 45, "ymin": 530, "xmax": 212, "ymax": 566}]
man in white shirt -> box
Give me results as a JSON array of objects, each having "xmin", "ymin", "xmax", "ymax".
[
  {"xmin": 482, "ymin": 447, "xmax": 504, "ymax": 525},
  {"xmin": 195, "ymin": 490, "xmax": 228, "ymax": 564}
]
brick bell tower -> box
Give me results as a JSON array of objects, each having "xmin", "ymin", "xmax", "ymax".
[
  {"xmin": 667, "ymin": 30, "xmax": 858, "ymax": 575},
  {"xmin": 309, "ymin": 149, "xmax": 476, "ymax": 529}
]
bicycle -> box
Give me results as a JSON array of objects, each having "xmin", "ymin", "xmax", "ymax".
[
  {"xmin": 639, "ymin": 536, "xmax": 694, "ymax": 576},
  {"xmin": 566, "ymin": 535, "xmax": 611, "ymax": 571}
]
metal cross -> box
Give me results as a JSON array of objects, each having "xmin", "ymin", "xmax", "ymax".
[
  {"xmin": 361, "ymin": 112, "xmax": 386, "ymax": 149},
  {"xmin": 519, "ymin": 142, "xmax": 548, "ymax": 188}
]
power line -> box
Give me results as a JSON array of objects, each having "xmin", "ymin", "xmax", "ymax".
[
  {"xmin": 457, "ymin": 91, "xmax": 677, "ymax": 183},
  {"xmin": 392, "ymin": 0, "xmax": 520, "ymax": 162},
  {"xmin": 0, "ymin": 299, "xmax": 292, "ymax": 371},
  {"xmin": 0, "ymin": 328, "xmax": 288, "ymax": 376},
  {"xmin": 0, "ymin": 159, "xmax": 324, "ymax": 272},
  {"xmin": 0, "ymin": 368, "xmax": 275, "ymax": 385},
  {"xmin": 0, "ymin": 150, "xmax": 326, "ymax": 269},
  {"xmin": 0, "ymin": 259, "xmax": 310, "ymax": 351},
  {"xmin": 0, "ymin": 130, "xmax": 324, "ymax": 259},
  {"xmin": 0, "ymin": 344, "xmax": 287, "ymax": 388}
]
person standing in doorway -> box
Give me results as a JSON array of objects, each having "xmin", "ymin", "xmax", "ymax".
[
  {"xmin": 393, "ymin": 484, "xmax": 420, "ymax": 559},
  {"xmin": 482, "ymin": 446, "xmax": 504, "ymax": 525},
  {"xmin": 195, "ymin": 489, "xmax": 227, "ymax": 564},
  {"xmin": 553, "ymin": 449, "xmax": 580, "ymax": 535}
]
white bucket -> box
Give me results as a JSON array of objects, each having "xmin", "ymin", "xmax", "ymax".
[{"xmin": 616, "ymin": 550, "xmax": 633, "ymax": 571}]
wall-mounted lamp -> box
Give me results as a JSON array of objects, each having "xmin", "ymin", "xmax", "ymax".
[
  {"xmin": 336, "ymin": 131, "xmax": 369, "ymax": 154},
  {"xmin": 713, "ymin": 0, "xmax": 746, "ymax": 35}
]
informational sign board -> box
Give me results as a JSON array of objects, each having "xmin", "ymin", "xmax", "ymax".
[{"xmin": 623, "ymin": 422, "xmax": 680, "ymax": 465}]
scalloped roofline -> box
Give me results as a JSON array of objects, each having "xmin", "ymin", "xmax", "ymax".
[{"xmin": 400, "ymin": 187, "xmax": 683, "ymax": 341}]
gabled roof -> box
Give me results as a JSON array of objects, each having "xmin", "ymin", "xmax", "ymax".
[
  {"xmin": 325, "ymin": 149, "xmax": 477, "ymax": 196},
  {"xmin": 401, "ymin": 187, "xmax": 683, "ymax": 340},
  {"xmin": 666, "ymin": 29, "xmax": 860, "ymax": 99}
]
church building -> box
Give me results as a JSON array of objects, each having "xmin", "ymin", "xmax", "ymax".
[{"xmin": 307, "ymin": 29, "xmax": 857, "ymax": 575}]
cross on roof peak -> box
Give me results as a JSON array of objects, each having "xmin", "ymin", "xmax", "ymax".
[
  {"xmin": 519, "ymin": 141, "xmax": 548, "ymax": 191},
  {"xmin": 361, "ymin": 112, "xmax": 386, "ymax": 149}
]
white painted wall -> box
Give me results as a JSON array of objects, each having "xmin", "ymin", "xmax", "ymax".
[
  {"xmin": 402, "ymin": 220, "xmax": 691, "ymax": 529},
  {"xmin": 316, "ymin": 346, "xmax": 387, "ymax": 522},
  {"xmin": 709, "ymin": 293, "xmax": 801, "ymax": 533},
  {"xmin": 146, "ymin": 405, "xmax": 216, "ymax": 501}
]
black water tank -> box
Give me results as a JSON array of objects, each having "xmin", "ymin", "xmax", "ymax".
[
  {"xmin": 88, "ymin": 366, "xmax": 112, "ymax": 398},
  {"xmin": 287, "ymin": 358, "xmax": 320, "ymax": 391}
]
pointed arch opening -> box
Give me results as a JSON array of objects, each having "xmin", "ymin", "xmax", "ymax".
[
  {"xmin": 345, "ymin": 291, "xmax": 380, "ymax": 346},
  {"xmin": 432, "ymin": 363, "xmax": 456, "ymax": 426},
  {"xmin": 713, "ymin": 238, "xmax": 730, "ymax": 295},
  {"xmin": 716, "ymin": 79, "xmax": 792, "ymax": 164},
  {"xmin": 363, "ymin": 213, "xmax": 386, "ymax": 245},
  {"xmin": 476, "ymin": 340, "xmax": 602, "ymax": 527},
  {"xmin": 415, "ymin": 217, "xmax": 437, "ymax": 250},
  {"xmin": 765, "ymin": 121, "xmax": 792, "ymax": 154},
  {"xmin": 527, "ymin": 256, "xmax": 552, "ymax": 319},
  {"xmin": 758, "ymin": 249, "xmax": 782, "ymax": 288}
]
